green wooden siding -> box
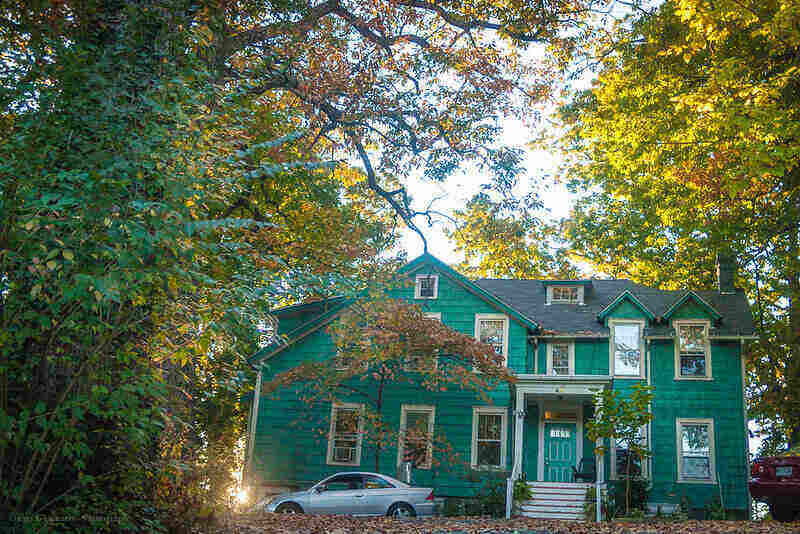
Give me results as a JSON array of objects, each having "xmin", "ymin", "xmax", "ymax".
[
  {"xmin": 249, "ymin": 261, "xmax": 749, "ymax": 512},
  {"xmin": 250, "ymin": 268, "xmax": 515, "ymax": 497},
  {"xmin": 647, "ymin": 338, "xmax": 748, "ymax": 511},
  {"xmin": 667, "ymin": 298, "xmax": 717, "ymax": 321},
  {"xmin": 603, "ymin": 298, "xmax": 650, "ymax": 325},
  {"xmin": 522, "ymin": 405, "xmax": 539, "ymax": 479}
]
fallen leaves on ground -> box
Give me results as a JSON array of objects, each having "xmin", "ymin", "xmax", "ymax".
[{"xmin": 209, "ymin": 514, "xmax": 800, "ymax": 534}]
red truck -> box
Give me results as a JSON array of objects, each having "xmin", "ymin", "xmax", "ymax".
[{"xmin": 749, "ymin": 456, "xmax": 800, "ymax": 521}]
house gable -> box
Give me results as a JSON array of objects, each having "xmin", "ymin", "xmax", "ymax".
[
  {"xmin": 400, "ymin": 253, "xmax": 539, "ymax": 331},
  {"xmin": 597, "ymin": 290, "xmax": 655, "ymax": 326},
  {"xmin": 662, "ymin": 291, "xmax": 722, "ymax": 322}
]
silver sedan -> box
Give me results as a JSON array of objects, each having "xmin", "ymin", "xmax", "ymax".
[{"xmin": 264, "ymin": 472, "xmax": 435, "ymax": 517}]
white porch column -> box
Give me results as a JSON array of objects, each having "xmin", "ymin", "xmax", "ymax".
[
  {"xmin": 595, "ymin": 395, "xmax": 605, "ymax": 523},
  {"xmin": 596, "ymin": 435, "xmax": 604, "ymax": 522},
  {"xmin": 513, "ymin": 387, "xmax": 525, "ymax": 476}
]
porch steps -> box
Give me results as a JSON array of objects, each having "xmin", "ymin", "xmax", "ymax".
[{"xmin": 518, "ymin": 482, "xmax": 590, "ymax": 520}]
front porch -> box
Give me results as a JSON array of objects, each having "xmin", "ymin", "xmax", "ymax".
[{"xmin": 509, "ymin": 375, "xmax": 611, "ymax": 519}]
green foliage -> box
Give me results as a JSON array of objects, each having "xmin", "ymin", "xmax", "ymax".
[
  {"xmin": 471, "ymin": 474, "xmax": 507, "ymax": 518},
  {"xmin": 555, "ymin": 0, "xmax": 800, "ymax": 451},
  {"xmin": 448, "ymin": 193, "xmax": 579, "ymax": 279},
  {"xmin": 584, "ymin": 485, "xmax": 616, "ymax": 522},
  {"xmin": 609, "ymin": 478, "xmax": 650, "ymax": 515},
  {"xmin": 586, "ymin": 384, "xmax": 654, "ymax": 517},
  {"xmin": 706, "ymin": 496, "xmax": 727, "ymax": 520},
  {"xmin": 0, "ymin": 2, "xmax": 394, "ymax": 530},
  {"xmin": 512, "ymin": 477, "xmax": 532, "ymax": 503}
]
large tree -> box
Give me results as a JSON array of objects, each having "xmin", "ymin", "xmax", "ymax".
[
  {"xmin": 447, "ymin": 193, "xmax": 580, "ymax": 279},
  {"xmin": 0, "ymin": 0, "xmax": 609, "ymax": 528},
  {"xmin": 0, "ymin": 2, "xmax": 394, "ymax": 530},
  {"xmin": 554, "ymin": 0, "xmax": 800, "ymax": 451}
]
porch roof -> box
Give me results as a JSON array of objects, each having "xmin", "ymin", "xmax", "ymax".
[{"xmin": 514, "ymin": 374, "xmax": 611, "ymax": 398}]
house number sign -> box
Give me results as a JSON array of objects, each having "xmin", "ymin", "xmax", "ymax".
[{"xmin": 550, "ymin": 429, "xmax": 571, "ymax": 438}]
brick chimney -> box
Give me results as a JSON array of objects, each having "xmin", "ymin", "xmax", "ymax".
[{"xmin": 715, "ymin": 252, "xmax": 736, "ymax": 293}]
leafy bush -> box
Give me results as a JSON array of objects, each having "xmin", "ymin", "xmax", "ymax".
[
  {"xmin": 471, "ymin": 474, "xmax": 507, "ymax": 517},
  {"xmin": 512, "ymin": 477, "xmax": 532, "ymax": 503},
  {"xmin": 610, "ymin": 476, "xmax": 650, "ymax": 514},
  {"xmin": 585, "ymin": 485, "xmax": 616, "ymax": 521}
]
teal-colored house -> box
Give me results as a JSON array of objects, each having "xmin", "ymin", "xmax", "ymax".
[{"xmin": 244, "ymin": 253, "xmax": 754, "ymax": 518}]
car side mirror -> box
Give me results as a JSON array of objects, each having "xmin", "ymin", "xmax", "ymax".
[{"xmin": 315, "ymin": 485, "xmax": 325, "ymax": 493}]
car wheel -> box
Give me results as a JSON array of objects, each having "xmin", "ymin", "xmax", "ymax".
[
  {"xmin": 387, "ymin": 502, "xmax": 416, "ymax": 518},
  {"xmin": 769, "ymin": 501, "xmax": 795, "ymax": 522},
  {"xmin": 276, "ymin": 502, "xmax": 303, "ymax": 514}
]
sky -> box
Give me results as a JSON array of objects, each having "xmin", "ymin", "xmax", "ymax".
[{"xmin": 397, "ymin": 120, "xmax": 575, "ymax": 265}]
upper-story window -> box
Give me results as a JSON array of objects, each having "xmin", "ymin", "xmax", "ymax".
[
  {"xmin": 547, "ymin": 341, "xmax": 574, "ymax": 376},
  {"xmin": 610, "ymin": 319, "xmax": 645, "ymax": 379},
  {"xmin": 415, "ymin": 274, "xmax": 438, "ymax": 299},
  {"xmin": 553, "ymin": 286, "xmax": 578, "ymax": 303},
  {"xmin": 474, "ymin": 314, "xmax": 509, "ymax": 366},
  {"xmin": 404, "ymin": 312, "xmax": 441, "ymax": 372},
  {"xmin": 546, "ymin": 285, "xmax": 584, "ymax": 305},
  {"xmin": 674, "ymin": 320, "xmax": 712, "ymax": 380}
]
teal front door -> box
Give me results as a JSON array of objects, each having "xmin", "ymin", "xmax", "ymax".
[{"xmin": 544, "ymin": 422, "xmax": 576, "ymax": 482}]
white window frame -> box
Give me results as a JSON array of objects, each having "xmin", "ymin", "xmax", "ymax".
[
  {"xmin": 474, "ymin": 314, "xmax": 509, "ymax": 366},
  {"xmin": 610, "ymin": 423, "xmax": 649, "ymax": 480},
  {"xmin": 403, "ymin": 313, "xmax": 441, "ymax": 372},
  {"xmin": 546, "ymin": 285, "xmax": 585, "ymax": 305},
  {"xmin": 470, "ymin": 406, "xmax": 508, "ymax": 469},
  {"xmin": 546, "ymin": 340, "xmax": 575, "ymax": 376},
  {"xmin": 396, "ymin": 404, "xmax": 435, "ymax": 470},
  {"xmin": 414, "ymin": 274, "xmax": 438, "ymax": 299},
  {"xmin": 326, "ymin": 403, "xmax": 364, "ymax": 466},
  {"xmin": 609, "ymin": 318, "xmax": 646, "ymax": 379},
  {"xmin": 676, "ymin": 418, "xmax": 716, "ymax": 483},
  {"xmin": 673, "ymin": 320, "xmax": 713, "ymax": 381}
]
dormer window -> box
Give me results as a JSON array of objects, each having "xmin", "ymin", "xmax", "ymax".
[
  {"xmin": 552, "ymin": 286, "xmax": 578, "ymax": 303},
  {"xmin": 415, "ymin": 274, "xmax": 438, "ymax": 299},
  {"xmin": 546, "ymin": 285, "xmax": 584, "ymax": 305}
]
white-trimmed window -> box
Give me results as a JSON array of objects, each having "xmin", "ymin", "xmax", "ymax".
[
  {"xmin": 326, "ymin": 403, "xmax": 363, "ymax": 466},
  {"xmin": 471, "ymin": 407, "xmax": 507, "ymax": 469},
  {"xmin": 397, "ymin": 405, "xmax": 435, "ymax": 469},
  {"xmin": 611, "ymin": 425, "xmax": 648, "ymax": 480},
  {"xmin": 547, "ymin": 341, "xmax": 574, "ymax": 376},
  {"xmin": 546, "ymin": 285, "xmax": 584, "ymax": 305},
  {"xmin": 403, "ymin": 313, "xmax": 441, "ymax": 372},
  {"xmin": 415, "ymin": 274, "xmax": 438, "ymax": 299},
  {"xmin": 610, "ymin": 319, "xmax": 645, "ymax": 379},
  {"xmin": 676, "ymin": 418, "xmax": 716, "ymax": 483},
  {"xmin": 474, "ymin": 314, "xmax": 509, "ymax": 365},
  {"xmin": 674, "ymin": 320, "xmax": 712, "ymax": 380}
]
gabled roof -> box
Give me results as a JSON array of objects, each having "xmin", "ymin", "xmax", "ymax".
[
  {"xmin": 248, "ymin": 297, "xmax": 351, "ymax": 365},
  {"xmin": 269, "ymin": 296, "xmax": 348, "ymax": 317},
  {"xmin": 662, "ymin": 290, "xmax": 722, "ymax": 321},
  {"xmin": 597, "ymin": 289, "xmax": 656, "ymax": 321},
  {"xmin": 401, "ymin": 253, "xmax": 539, "ymax": 331},
  {"xmin": 474, "ymin": 279, "xmax": 754, "ymax": 337}
]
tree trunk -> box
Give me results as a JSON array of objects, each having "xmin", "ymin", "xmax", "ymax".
[{"xmin": 626, "ymin": 445, "xmax": 632, "ymax": 516}]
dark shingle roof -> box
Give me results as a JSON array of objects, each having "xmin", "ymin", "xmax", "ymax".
[{"xmin": 473, "ymin": 279, "xmax": 754, "ymax": 337}]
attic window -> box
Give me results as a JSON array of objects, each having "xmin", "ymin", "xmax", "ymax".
[
  {"xmin": 415, "ymin": 274, "xmax": 438, "ymax": 299},
  {"xmin": 547, "ymin": 285, "xmax": 584, "ymax": 305}
]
